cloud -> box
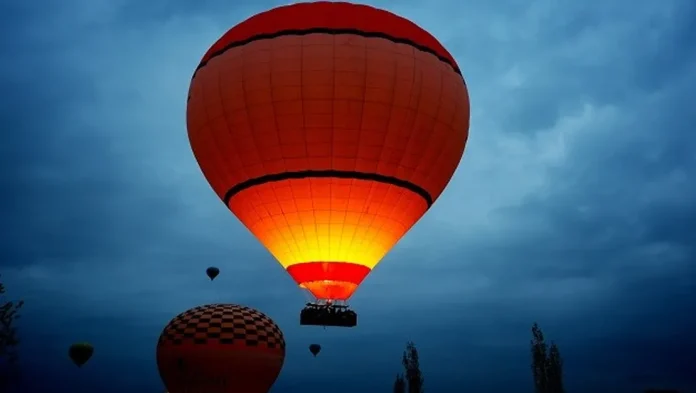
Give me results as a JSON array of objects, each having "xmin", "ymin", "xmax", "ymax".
[{"xmin": 1, "ymin": 0, "xmax": 694, "ymax": 392}]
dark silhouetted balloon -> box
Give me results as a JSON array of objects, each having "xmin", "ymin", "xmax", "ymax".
[
  {"xmin": 206, "ymin": 266, "xmax": 220, "ymax": 281},
  {"xmin": 69, "ymin": 342, "xmax": 94, "ymax": 367},
  {"xmin": 157, "ymin": 304, "xmax": 285, "ymax": 393},
  {"xmin": 309, "ymin": 344, "xmax": 321, "ymax": 357}
]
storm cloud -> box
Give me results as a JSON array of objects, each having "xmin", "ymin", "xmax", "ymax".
[{"xmin": 1, "ymin": 0, "xmax": 694, "ymax": 392}]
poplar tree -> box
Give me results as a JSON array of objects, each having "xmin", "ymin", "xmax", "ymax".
[
  {"xmin": 0, "ymin": 274, "xmax": 24, "ymax": 387},
  {"xmin": 393, "ymin": 373, "xmax": 405, "ymax": 393},
  {"xmin": 402, "ymin": 341, "xmax": 424, "ymax": 393},
  {"xmin": 531, "ymin": 322, "xmax": 565, "ymax": 393}
]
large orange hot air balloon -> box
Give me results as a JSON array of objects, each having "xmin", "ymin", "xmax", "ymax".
[
  {"xmin": 156, "ymin": 304, "xmax": 285, "ymax": 393},
  {"xmin": 187, "ymin": 2, "xmax": 470, "ymax": 313}
]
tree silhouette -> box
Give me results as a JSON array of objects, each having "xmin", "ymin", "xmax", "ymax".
[
  {"xmin": 546, "ymin": 342, "xmax": 565, "ymax": 393},
  {"xmin": 393, "ymin": 373, "xmax": 405, "ymax": 393},
  {"xmin": 0, "ymin": 274, "xmax": 24, "ymax": 387},
  {"xmin": 402, "ymin": 341, "xmax": 424, "ymax": 393},
  {"xmin": 531, "ymin": 322, "xmax": 565, "ymax": 393},
  {"xmin": 531, "ymin": 323, "xmax": 548, "ymax": 393}
]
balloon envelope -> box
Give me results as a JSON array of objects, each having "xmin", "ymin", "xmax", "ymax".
[
  {"xmin": 206, "ymin": 266, "xmax": 220, "ymax": 280},
  {"xmin": 187, "ymin": 2, "xmax": 470, "ymax": 301},
  {"xmin": 309, "ymin": 344, "xmax": 321, "ymax": 357},
  {"xmin": 156, "ymin": 304, "xmax": 285, "ymax": 393},
  {"xmin": 68, "ymin": 342, "xmax": 94, "ymax": 367}
]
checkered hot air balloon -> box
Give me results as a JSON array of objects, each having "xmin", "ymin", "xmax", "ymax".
[{"xmin": 156, "ymin": 304, "xmax": 285, "ymax": 393}]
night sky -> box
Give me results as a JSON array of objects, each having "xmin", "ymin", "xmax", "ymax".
[{"xmin": 1, "ymin": 0, "xmax": 695, "ymax": 392}]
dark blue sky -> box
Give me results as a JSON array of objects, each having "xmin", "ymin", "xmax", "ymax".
[{"xmin": 2, "ymin": 0, "xmax": 695, "ymax": 392}]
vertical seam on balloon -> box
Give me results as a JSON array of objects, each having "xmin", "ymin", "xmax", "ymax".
[
  {"xmin": 188, "ymin": 98, "xmax": 219, "ymax": 202},
  {"xmin": 330, "ymin": 35, "xmax": 345, "ymax": 262},
  {"xmin": 216, "ymin": 58, "xmax": 245, "ymax": 206},
  {"xmin": 200, "ymin": 71, "xmax": 232, "ymax": 203},
  {"xmin": 284, "ymin": 40, "xmax": 308, "ymax": 269},
  {"xmin": 430, "ymin": 65, "xmax": 460, "ymax": 205},
  {"xmin": 211, "ymin": 68, "xmax": 238, "ymax": 199},
  {"xmin": 233, "ymin": 51, "xmax": 269, "ymax": 245},
  {"xmin": 393, "ymin": 49, "xmax": 426, "ymax": 235},
  {"xmin": 394, "ymin": 46, "xmax": 423, "ymax": 191},
  {"xmin": 356, "ymin": 36, "xmax": 378, "ymax": 260},
  {"xmin": 434, "ymin": 63, "xmax": 467, "ymax": 202},
  {"xmin": 241, "ymin": 46, "xmax": 265, "ymax": 178},
  {"xmin": 381, "ymin": 42, "xmax": 415, "ymax": 252},
  {"xmin": 267, "ymin": 42, "xmax": 301, "ymax": 265},
  {"xmin": 269, "ymin": 42, "xmax": 285, "ymax": 173},
  {"xmin": 326, "ymin": 35, "xmax": 335, "ymax": 260},
  {"xmin": 339, "ymin": 52, "xmax": 362, "ymax": 267},
  {"xmin": 418, "ymin": 56, "xmax": 447, "ymax": 202},
  {"xmin": 240, "ymin": 46, "xmax": 277, "ymax": 248},
  {"xmin": 233, "ymin": 48, "xmax": 252, "ymax": 183},
  {"xmin": 338, "ymin": 35, "xmax": 358, "ymax": 266},
  {"xmin": 299, "ymin": 37, "xmax": 321, "ymax": 265},
  {"xmin": 359, "ymin": 39, "xmax": 403, "ymax": 265},
  {"xmin": 291, "ymin": 38, "xmax": 312, "ymax": 265},
  {"xmin": 278, "ymin": 71, "xmax": 304, "ymax": 267},
  {"xmin": 196, "ymin": 79, "xmax": 222, "ymax": 198}
]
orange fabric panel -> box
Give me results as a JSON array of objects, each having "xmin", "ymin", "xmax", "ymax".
[
  {"xmin": 228, "ymin": 178, "xmax": 428, "ymax": 270},
  {"xmin": 187, "ymin": 34, "xmax": 469, "ymax": 203},
  {"xmin": 199, "ymin": 1, "xmax": 460, "ymax": 73}
]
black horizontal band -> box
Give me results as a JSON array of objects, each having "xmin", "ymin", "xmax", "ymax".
[
  {"xmin": 223, "ymin": 170, "xmax": 433, "ymax": 208},
  {"xmin": 194, "ymin": 27, "xmax": 462, "ymax": 79}
]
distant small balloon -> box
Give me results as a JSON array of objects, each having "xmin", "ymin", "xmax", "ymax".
[
  {"xmin": 309, "ymin": 344, "xmax": 321, "ymax": 357},
  {"xmin": 206, "ymin": 266, "xmax": 220, "ymax": 281},
  {"xmin": 69, "ymin": 342, "xmax": 94, "ymax": 367}
]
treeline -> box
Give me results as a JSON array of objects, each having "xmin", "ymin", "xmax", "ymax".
[
  {"xmin": 391, "ymin": 323, "xmax": 681, "ymax": 393},
  {"xmin": 0, "ymin": 275, "xmax": 685, "ymax": 393}
]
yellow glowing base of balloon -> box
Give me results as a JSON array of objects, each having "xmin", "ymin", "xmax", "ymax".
[
  {"xmin": 186, "ymin": 2, "xmax": 470, "ymax": 303},
  {"xmin": 229, "ymin": 177, "xmax": 429, "ymax": 300}
]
